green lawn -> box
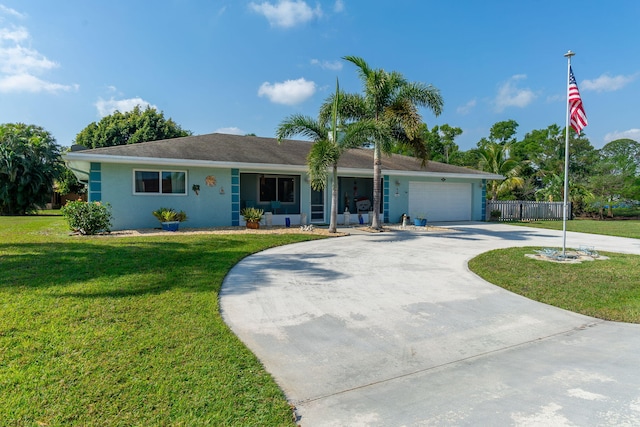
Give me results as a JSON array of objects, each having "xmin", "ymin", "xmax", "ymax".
[
  {"xmin": 0, "ymin": 214, "xmax": 324, "ymax": 426},
  {"xmin": 469, "ymin": 247, "xmax": 640, "ymax": 323},
  {"xmin": 506, "ymin": 218, "xmax": 640, "ymax": 239}
]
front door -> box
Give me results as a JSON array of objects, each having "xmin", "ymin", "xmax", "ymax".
[{"xmin": 310, "ymin": 188, "xmax": 325, "ymax": 223}]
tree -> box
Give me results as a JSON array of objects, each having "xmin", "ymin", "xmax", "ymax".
[
  {"xmin": 277, "ymin": 80, "xmax": 366, "ymax": 233},
  {"xmin": 599, "ymin": 138, "xmax": 640, "ymax": 176},
  {"xmin": 588, "ymin": 138, "xmax": 640, "ymax": 216},
  {"xmin": 325, "ymin": 56, "xmax": 444, "ymax": 229},
  {"xmin": 392, "ymin": 124, "xmax": 462, "ymax": 164},
  {"xmin": 56, "ymin": 166, "xmax": 86, "ymax": 196},
  {"xmin": 477, "ymin": 119, "xmax": 518, "ymax": 149},
  {"xmin": 75, "ymin": 105, "xmax": 191, "ymax": 148},
  {"xmin": 436, "ymin": 124, "xmax": 463, "ymax": 164},
  {"xmin": 476, "ymin": 142, "xmax": 524, "ymax": 201},
  {"xmin": 0, "ymin": 123, "xmax": 63, "ymax": 215}
]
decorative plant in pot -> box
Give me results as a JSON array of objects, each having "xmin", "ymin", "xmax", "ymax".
[
  {"xmin": 152, "ymin": 207, "xmax": 187, "ymax": 231},
  {"xmin": 241, "ymin": 207, "xmax": 264, "ymax": 229}
]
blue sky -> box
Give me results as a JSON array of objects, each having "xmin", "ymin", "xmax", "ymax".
[{"xmin": 1, "ymin": 1, "xmax": 639, "ymax": 151}]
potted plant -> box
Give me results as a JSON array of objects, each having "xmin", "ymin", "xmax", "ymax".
[
  {"xmin": 413, "ymin": 214, "xmax": 427, "ymax": 227},
  {"xmin": 489, "ymin": 209, "xmax": 501, "ymax": 222},
  {"xmin": 152, "ymin": 207, "xmax": 187, "ymax": 231},
  {"xmin": 241, "ymin": 207, "xmax": 264, "ymax": 229}
]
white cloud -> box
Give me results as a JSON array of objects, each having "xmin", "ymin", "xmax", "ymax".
[
  {"xmin": 95, "ymin": 97, "xmax": 157, "ymax": 117},
  {"xmin": 249, "ymin": 0, "xmax": 322, "ymax": 28},
  {"xmin": 258, "ymin": 78, "xmax": 316, "ymax": 105},
  {"xmin": 604, "ymin": 129, "xmax": 640, "ymax": 143},
  {"xmin": 581, "ymin": 73, "xmax": 638, "ymax": 92},
  {"xmin": 0, "ymin": 5, "xmax": 26, "ymax": 19},
  {"xmin": 215, "ymin": 127, "xmax": 245, "ymax": 135},
  {"xmin": 310, "ymin": 58, "xmax": 342, "ymax": 71},
  {"xmin": 0, "ymin": 9, "xmax": 76, "ymax": 94},
  {"xmin": 0, "ymin": 45, "xmax": 57, "ymax": 74},
  {"xmin": 0, "ymin": 73, "xmax": 77, "ymax": 93},
  {"xmin": 494, "ymin": 74, "xmax": 536, "ymax": 112},
  {"xmin": 456, "ymin": 99, "xmax": 476, "ymax": 115},
  {"xmin": 0, "ymin": 26, "xmax": 28, "ymax": 42},
  {"xmin": 334, "ymin": 0, "xmax": 345, "ymax": 12}
]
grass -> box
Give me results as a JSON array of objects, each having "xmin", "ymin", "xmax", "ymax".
[
  {"xmin": 507, "ymin": 218, "xmax": 640, "ymax": 239},
  {"xmin": 0, "ymin": 214, "xmax": 325, "ymax": 426},
  {"xmin": 469, "ymin": 247, "xmax": 640, "ymax": 323}
]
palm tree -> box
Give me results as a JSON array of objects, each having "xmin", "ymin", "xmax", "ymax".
[
  {"xmin": 476, "ymin": 142, "xmax": 524, "ymax": 201},
  {"xmin": 276, "ymin": 80, "xmax": 364, "ymax": 233},
  {"xmin": 322, "ymin": 56, "xmax": 444, "ymax": 229}
]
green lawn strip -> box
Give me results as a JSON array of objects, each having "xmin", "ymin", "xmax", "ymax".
[
  {"xmin": 468, "ymin": 247, "xmax": 640, "ymax": 323},
  {"xmin": 1, "ymin": 215, "xmax": 324, "ymax": 426},
  {"xmin": 505, "ymin": 219, "xmax": 640, "ymax": 239}
]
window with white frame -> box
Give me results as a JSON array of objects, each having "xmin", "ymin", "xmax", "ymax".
[{"xmin": 134, "ymin": 170, "xmax": 187, "ymax": 194}]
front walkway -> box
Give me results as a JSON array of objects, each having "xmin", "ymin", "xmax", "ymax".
[{"xmin": 220, "ymin": 223, "xmax": 640, "ymax": 426}]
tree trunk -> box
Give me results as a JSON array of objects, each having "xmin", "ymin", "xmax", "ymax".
[
  {"xmin": 371, "ymin": 143, "xmax": 382, "ymax": 229},
  {"xmin": 329, "ymin": 164, "xmax": 338, "ymax": 233}
]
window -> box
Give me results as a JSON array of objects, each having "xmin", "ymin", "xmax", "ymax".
[
  {"xmin": 134, "ymin": 170, "xmax": 186, "ymax": 194},
  {"xmin": 258, "ymin": 175, "xmax": 295, "ymax": 203}
]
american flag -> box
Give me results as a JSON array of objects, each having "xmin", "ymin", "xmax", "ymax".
[{"xmin": 568, "ymin": 66, "xmax": 587, "ymax": 134}]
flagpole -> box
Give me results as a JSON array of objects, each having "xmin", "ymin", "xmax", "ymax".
[{"xmin": 562, "ymin": 50, "xmax": 574, "ymax": 257}]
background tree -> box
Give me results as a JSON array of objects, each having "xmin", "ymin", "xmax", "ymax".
[
  {"xmin": 599, "ymin": 138, "xmax": 640, "ymax": 177},
  {"xmin": 477, "ymin": 119, "xmax": 518, "ymax": 149},
  {"xmin": 476, "ymin": 142, "xmax": 524, "ymax": 201},
  {"xmin": 56, "ymin": 166, "xmax": 86, "ymax": 196},
  {"xmin": 0, "ymin": 123, "xmax": 62, "ymax": 215},
  {"xmin": 75, "ymin": 105, "xmax": 191, "ymax": 148},
  {"xmin": 326, "ymin": 55, "xmax": 444, "ymax": 229},
  {"xmin": 588, "ymin": 139, "xmax": 640, "ymax": 216}
]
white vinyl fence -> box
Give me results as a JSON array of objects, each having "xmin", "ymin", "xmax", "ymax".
[{"xmin": 486, "ymin": 200, "xmax": 570, "ymax": 221}]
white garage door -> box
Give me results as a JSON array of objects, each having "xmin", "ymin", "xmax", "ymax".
[{"xmin": 408, "ymin": 181, "xmax": 472, "ymax": 222}]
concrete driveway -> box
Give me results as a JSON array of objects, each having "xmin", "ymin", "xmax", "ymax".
[{"xmin": 220, "ymin": 223, "xmax": 640, "ymax": 426}]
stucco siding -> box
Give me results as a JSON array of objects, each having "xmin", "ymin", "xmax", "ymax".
[{"xmin": 99, "ymin": 162, "xmax": 233, "ymax": 230}]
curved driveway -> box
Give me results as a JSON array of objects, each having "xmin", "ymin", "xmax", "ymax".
[{"xmin": 220, "ymin": 223, "xmax": 640, "ymax": 426}]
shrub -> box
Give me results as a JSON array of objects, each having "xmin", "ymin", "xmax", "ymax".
[{"xmin": 61, "ymin": 200, "xmax": 113, "ymax": 235}]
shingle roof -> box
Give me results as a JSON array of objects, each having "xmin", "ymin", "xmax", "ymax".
[{"xmin": 68, "ymin": 133, "xmax": 495, "ymax": 177}]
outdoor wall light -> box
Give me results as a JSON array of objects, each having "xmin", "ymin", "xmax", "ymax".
[
  {"xmin": 192, "ymin": 184, "xmax": 200, "ymax": 195},
  {"xmin": 219, "ymin": 187, "xmax": 225, "ymax": 195}
]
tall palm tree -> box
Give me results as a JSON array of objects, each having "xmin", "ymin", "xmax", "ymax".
[
  {"xmin": 322, "ymin": 56, "xmax": 444, "ymax": 229},
  {"xmin": 476, "ymin": 142, "xmax": 524, "ymax": 201},
  {"xmin": 276, "ymin": 80, "xmax": 364, "ymax": 233}
]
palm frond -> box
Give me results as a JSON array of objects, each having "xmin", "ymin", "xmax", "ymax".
[
  {"xmin": 306, "ymin": 139, "xmax": 339, "ymax": 191},
  {"xmin": 276, "ymin": 115, "xmax": 327, "ymax": 142}
]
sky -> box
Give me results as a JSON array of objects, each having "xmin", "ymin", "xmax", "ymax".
[{"xmin": 1, "ymin": 1, "xmax": 639, "ymax": 151}]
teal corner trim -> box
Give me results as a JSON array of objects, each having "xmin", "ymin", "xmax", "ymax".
[
  {"xmin": 89, "ymin": 162, "xmax": 102, "ymax": 202},
  {"xmin": 231, "ymin": 169, "xmax": 240, "ymax": 226},
  {"xmin": 481, "ymin": 179, "xmax": 487, "ymax": 221},
  {"xmin": 383, "ymin": 175, "xmax": 389, "ymax": 223}
]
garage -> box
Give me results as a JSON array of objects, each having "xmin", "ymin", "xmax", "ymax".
[{"xmin": 408, "ymin": 181, "xmax": 472, "ymax": 222}]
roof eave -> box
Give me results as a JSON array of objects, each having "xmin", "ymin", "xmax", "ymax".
[{"xmin": 63, "ymin": 153, "xmax": 310, "ymax": 173}]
